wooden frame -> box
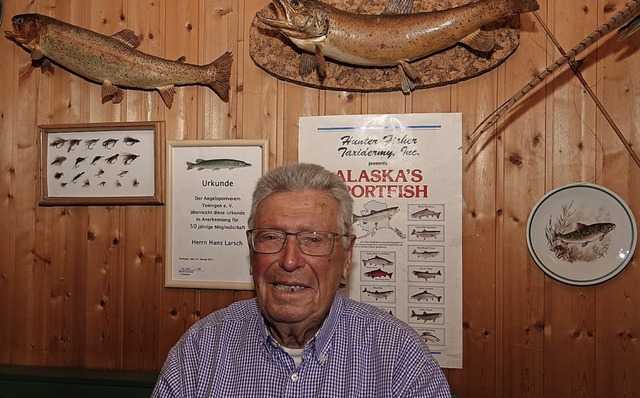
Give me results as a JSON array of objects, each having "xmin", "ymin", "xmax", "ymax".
[
  {"xmin": 38, "ymin": 121, "xmax": 165, "ymax": 206},
  {"xmin": 165, "ymin": 139, "xmax": 268, "ymax": 289}
]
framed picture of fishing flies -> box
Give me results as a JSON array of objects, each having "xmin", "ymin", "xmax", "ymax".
[
  {"xmin": 38, "ymin": 121, "xmax": 165, "ymax": 206},
  {"xmin": 165, "ymin": 139, "xmax": 268, "ymax": 289}
]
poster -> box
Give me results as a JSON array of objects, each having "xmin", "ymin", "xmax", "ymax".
[
  {"xmin": 299, "ymin": 114, "xmax": 462, "ymax": 368},
  {"xmin": 166, "ymin": 140, "xmax": 268, "ymax": 289}
]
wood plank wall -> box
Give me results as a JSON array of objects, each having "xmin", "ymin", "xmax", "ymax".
[{"xmin": 0, "ymin": 0, "xmax": 638, "ymax": 396}]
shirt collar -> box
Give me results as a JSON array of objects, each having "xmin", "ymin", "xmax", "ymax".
[{"xmin": 255, "ymin": 294, "xmax": 345, "ymax": 362}]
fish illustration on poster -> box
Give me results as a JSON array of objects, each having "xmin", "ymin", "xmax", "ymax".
[{"xmin": 299, "ymin": 113, "xmax": 462, "ymax": 369}]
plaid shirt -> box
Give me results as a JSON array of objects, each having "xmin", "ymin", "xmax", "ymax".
[{"xmin": 152, "ymin": 294, "xmax": 451, "ymax": 397}]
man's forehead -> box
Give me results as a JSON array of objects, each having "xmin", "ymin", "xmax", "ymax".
[{"xmin": 255, "ymin": 191, "xmax": 339, "ymax": 224}]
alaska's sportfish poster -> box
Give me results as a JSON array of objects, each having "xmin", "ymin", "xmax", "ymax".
[{"xmin": 299, "ymin": 114, "xmax": 462, "ymax": 368}]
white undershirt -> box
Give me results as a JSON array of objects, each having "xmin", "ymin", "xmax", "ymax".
[{"xmin": 282, "ymin": 346, "xmax": 304, "ymax": 367}]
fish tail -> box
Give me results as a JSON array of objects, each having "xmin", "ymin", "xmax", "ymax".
[
  {"xmin": 512, "ymin": 0, "xmax": 540, "ymax": 14},
  {"xmin": 186, "ymin": 162, "xmax": 195, "ymax": 170},
  {"xmin": 206, "ymin": 51, "xmax": 233, "ymax": 102}
]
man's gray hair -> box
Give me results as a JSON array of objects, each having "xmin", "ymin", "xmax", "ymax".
[{"xmin": 248, "ymin": 163, "xmax": 353, "ymax": 235}]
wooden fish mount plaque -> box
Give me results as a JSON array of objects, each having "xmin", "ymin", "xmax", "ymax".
[{"xmin": 250, "ymin": 0, "xmax": 523, "ymax": 93}]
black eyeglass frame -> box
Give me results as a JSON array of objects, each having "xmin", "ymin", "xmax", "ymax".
[{"xmin": 247, "ymin": 228, "xmax": 350, "ymax": 256}]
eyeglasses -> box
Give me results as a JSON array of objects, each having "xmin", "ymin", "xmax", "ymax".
[{"xmin": 247, "ymin": 228, "xmax": 349, "ymax": 256}]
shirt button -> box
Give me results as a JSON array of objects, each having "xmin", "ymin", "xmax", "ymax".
[
  {"xmin": 291, "ymin": 373, "xmax": 299, "ymax": 382},
  {"xmin": 318, "ymin": 354, "xmax": 326, "ymax": 362}
]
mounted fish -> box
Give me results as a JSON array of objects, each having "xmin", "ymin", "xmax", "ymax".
[
  {"xmin": 250, "ymin": 0, "xmax": 538, "ymax": 94},
  {"xmin": 5, "ymin": 13, "xmax": 232, "ymax": 108}
]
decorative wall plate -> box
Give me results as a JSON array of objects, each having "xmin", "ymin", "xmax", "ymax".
[{"xmin": 526, "ymin": 183, "xmax": 637, "ymax": 286}]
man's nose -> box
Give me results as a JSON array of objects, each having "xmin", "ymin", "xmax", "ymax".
[{"xmin": 280, "ymin": 235, "xmax": 303, "ymax": 270}]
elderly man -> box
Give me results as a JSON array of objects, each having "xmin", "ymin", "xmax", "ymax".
[{"xmin": 153, "ymin": 162, "xmax": 451, "ymax": 397}]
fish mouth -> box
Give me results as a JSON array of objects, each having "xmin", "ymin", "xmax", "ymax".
[
  {"xmin": 256, "ymin": 0, "xmax": 327, "ymax": 40},
  {"xmin": 4, "ymin": 29, "xmax": 22, "ymax": 43}
]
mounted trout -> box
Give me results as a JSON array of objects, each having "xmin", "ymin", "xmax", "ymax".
[
  {"xmin": 254, "ymin": 0, "xmax": 539, "ymax": 93},
  {"xmin": 5, "ymin": 13, "xmax": 232, "ymax": 108}
]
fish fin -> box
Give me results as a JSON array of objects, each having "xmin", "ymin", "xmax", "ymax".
[
  {"xmin": 383, "ymin": 0, "xmax": 413, "ymax": 14},
  {"xmin": 157, "ymin": 85, "xmax": 175, "ymax": 109},
  {"xmin": 315, "ymin": 45, "xmax": 327, "ymax": 78},
  {"xmin": 298, "ymin": 53, "xmax": 317, "ymax": 77},
  {"xmin": 112, "ymin": 91, "xmax": 124, "ymax": 104},
  {"xmin": 39, "ymin": 58, "xmax": 54, "ymax": 74},
  {"xmin": 460, "ymin": 30, "xmax": 495, "ymax": 53},
  {"xmin": 513, "ymin": 0, "xmax": 540, "ymax": 14},
  {"xmin": 397, "ymin": 62, "xmax": 418, "ymax": 94},
  {"xmin": 101, "ymin": 81, "xmax": 125, "ymax": 104},
  {"xmin": 175, "ymin": 56, "xmax": 187, "ymax": 63},
  {"xmin": 111, "ymin": 29, "xmax": 143, "ymax": 49},
  {"xmin": 206, "ymin": 51, "xmax": 232, "ymax": 102},
  {"xmin": 575, "ymin": 223, "xmax": 587, "ymax": 228},
  {"xmin": 30, "ymin": 48, "xmax": 45, "ymax": 61}
]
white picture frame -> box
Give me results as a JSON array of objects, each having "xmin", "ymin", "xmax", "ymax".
[{"xmin": 165, "ymin": 139, "xmax": 268, "ymax": 289}]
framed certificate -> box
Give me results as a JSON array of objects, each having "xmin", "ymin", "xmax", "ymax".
[{"xmin": 165, "ymin": 139, "xmax": 268, "ymax": 289}]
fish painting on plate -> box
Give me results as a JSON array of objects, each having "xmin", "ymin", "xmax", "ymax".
[
  {"xmin": 250, "ymin": 0, "xmax": 535, "ymax": 93},
  {"xmin": 545, "ymin": 200, "xmax": 616, "ymax": 263}
]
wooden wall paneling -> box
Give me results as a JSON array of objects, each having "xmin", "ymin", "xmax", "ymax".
[
  {"xmin": 198, "ymin": 289, "xmax": 237, "ymax": 324},
  {"xmin": 241, "ymin": 0, "xmax": 278, "ymax": 163},
  {"xmin": 411, "ymin": 86, "xmax": 453, "ymax": 114},
  {"xmin": 323, "ymin": 91, "xmax": 364, "ymax": 116},
  {"xmin": 81, "ymin": 0, "xmax": 128, "ymax": 370},
  {"xmin": 454, "ymin": 76, "xmax": 500, "ymax": 397},
  {"xmin": 543, "ymin": 0, "xmax": 599, "ymax": 395},
  {"xmin": 594, "ymin": 0, "xmax": 640, "ymax": 395},
  {"xmin": 0, "ymin": 0, "xmax": 15, "ymax": 363},
  {"xmin": 159, "ymin": 285, "xmax": 197, "ymax": 369},
  {"xmin": 120, "ymin": 205, "xmax": 164, "ymax": 370},
  {"xmin": 87, "ymin": 1, "xmax": 126, "ymax": 123},
  {"xmin": 164, "ymin": 0, "xmax": 201, "ymax": 140},
  {"xmin": 282, "ymin": 83, "xmax": 319, "ymax": 163},
  {"xmin": 364, "ymin": 91, "xmax": 408, "ymax": 115},
  {"xmin": 45, "ymin": 207, "xmax": 89, "ymax": 368},
  {"xmin": 40, "ymin": 2, "xmax": 93, "ymax": 369},
  {"xmin": 201, "ymin": 0, "xmax": 235, "ymax": 139},
  {"xmin": 120, "ymin": 204, "xmax": 164, "ymax": 370},
  {"xmin": 122, "ymin": 1, "xmax": 164, "ymax": 117},
  {"xmin": 10, "ymin": 0, "xmax": 54, "ymax": 367},
  {"xmin": 43, "ymin": 2, "xmax": 85, "ymax": 123},
  {"xmin": 156, "ymin": 0, "xmax": 200, "ymax": 369},
  {"xmin": 498, "ymin": 6, "xmax": 548, "ymax": 396},
  {"xmin": 546, "ymin": 0, "xmax": 600, "ymax": 184},
  {"xmin": 84, "ymin": 207, "xmax": 125, "ymax": 369},
  {"xmin": 118, "ymin": 2, "xmax": 165, "ymax": 371},
  {"xmin": 30, "ymin": 0, "xmax": 95, "ymax": 368}
]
